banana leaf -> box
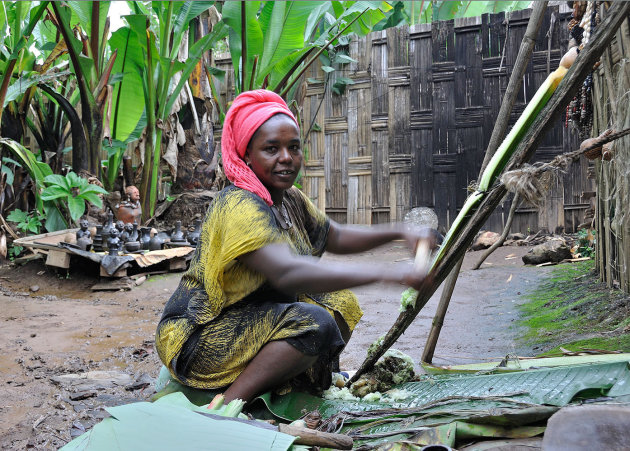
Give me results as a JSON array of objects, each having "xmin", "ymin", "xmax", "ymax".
[
  {"xmin": 255, "ymin": 361, "xmax": 630, "ymax": 422},
  {"xmin": 61, "ymin": 393, "xmax": 296, "ymax": 451},
  {"xmin": 422, "ymin": 353, "xmax": 630, "ymax": 375}
]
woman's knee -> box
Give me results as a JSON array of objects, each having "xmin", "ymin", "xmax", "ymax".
[{"xmin": 297, "ymin": 303, "xmax": 342, "ymax": 345}]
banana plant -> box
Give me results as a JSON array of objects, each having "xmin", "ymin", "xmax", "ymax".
[
  {"xmin": 113, "ymin": 2, "xmax": 227, "ymax": 222},
  {"xmin": 397, "ymin": 1, "xmax": 531, "ymax": 25},
  {"xmin": 0, "ymin": 1, "xmax": 50, "ymax": 129},
  {"xmin": 49, "ymin": 1, "xmax": 117, "ymax": 178},
  {"xmin": 218, "ymin": 1, "xmax": 390, "ymax": 104}
]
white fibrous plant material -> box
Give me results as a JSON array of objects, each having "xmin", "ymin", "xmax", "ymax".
[
  {"xmin": 383, "ymin": 388, "xmax": 414, "ymax": 402},
  {"xmin": 362, "ymin": 392, "xmax": 382, "ymax": 402},
  {"xmin": 367, "ymin": 335, "xmax": 385, "ymax": 358},
  {"xmin": 322, "ymin": 386, "xmax": 360, "ymax": 401},
  {"xmin": 399, "ymin": 287, "xmax": 418, "ymax": 312}
]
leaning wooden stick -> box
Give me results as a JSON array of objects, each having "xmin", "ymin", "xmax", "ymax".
[
  {"xmin": 348, "ymin": 1, "xmax": 630, "ymax": 385},
  {"xmin": 421, "ymin": 1, "xmax": 548, "ymax": 364}
]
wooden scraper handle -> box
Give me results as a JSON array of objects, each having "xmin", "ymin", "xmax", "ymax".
[
  {"xmin": 414, "ymin": 239, "xmax": 432, "ymax": 275},
  {"xmin": 277, "ymin": 424, "xmax": 353, "ymax": 450}
]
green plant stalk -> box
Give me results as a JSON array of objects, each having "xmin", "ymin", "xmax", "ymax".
[
  {"xmin": 161, "ymin": 2, "xmax": 174, "ymax": 61},
  {"xmin": 478, "ymin": 69, "xmax": 566, "ymax": 191},
  {"xmin": 430, "ymin": 66, "xmax": 568, "ymax": 271},
  {"xmin": 139, "ymin": 19, "xmax": 162, "ymax": 223}
]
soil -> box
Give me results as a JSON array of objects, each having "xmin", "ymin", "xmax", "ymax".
[{"xmin": 0, "ymin": 242, "xmax": 554, "ymax": 449}]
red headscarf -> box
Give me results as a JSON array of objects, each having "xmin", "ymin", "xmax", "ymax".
[{"xmin": 221, "ymin": 89, "xmax": 299, "ymax": 206}]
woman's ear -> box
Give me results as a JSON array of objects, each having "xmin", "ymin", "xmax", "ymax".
[{"xmin": 244, "ymin": 153, "xmax": 251, "ymax": 167}]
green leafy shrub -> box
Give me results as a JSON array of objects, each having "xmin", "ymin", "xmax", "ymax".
[
  {"xmin": 576, "ymin": 228, "xmax": 596, "ymax": 258},
  {"xmin": 8, "ymin": 245, "xmax": 24, "ymax": 260},
  {"xmin": 6, "ymin": 208, "xmax": 43, "ymax": 234},
  {"xmin": 41, "ymin": 172, "xmax": 108, "ymax": 227}
]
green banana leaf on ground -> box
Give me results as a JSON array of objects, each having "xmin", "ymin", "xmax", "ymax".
[
  {"xmin": 64, "ymin": 360, "xmax": 630, "ymax": 450},
  {"xmin": 61, "ymin": 392, "xmax": 297, "ymax": 451},
  {"xmin": 254, "ymin": 361, "xmax": 630, "ymax": 448},
  {"xmin": 421, "ymin": 352, "xmax": 630, "ymax": 375}
]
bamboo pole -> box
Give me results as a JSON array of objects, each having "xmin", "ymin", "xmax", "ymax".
[
  {"xmin": 420, "ymin": 2, "xmax": 548, "ymax": 365},
  {"xmin": 350, "ymin": 0, "xmax": 630, "ymax": 384}
]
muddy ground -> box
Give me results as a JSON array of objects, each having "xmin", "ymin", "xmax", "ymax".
[{"xmin": 0, "ymin": 242, "xmax": 553, "ymax": 449}]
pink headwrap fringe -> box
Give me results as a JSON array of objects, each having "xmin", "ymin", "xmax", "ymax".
[{"xmin": 221, "ymin": 89, "xmax": 298, "ymax": 206}]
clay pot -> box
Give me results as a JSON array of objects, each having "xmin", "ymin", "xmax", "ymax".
[
  {"xmin": 149, "ymin": 234, "xmax": 165, "ymax": 251},
  {"xmin": 115, "ymin": 202, "xmax": 142, "ymax": 225},
  {"xmin": 171, "ymin": 220, "xmax": 186, "ymax": 242},
  {"xmin": 188, "ymin": 219, "xmax": 202, "ymax": 246},
  {"xmin": 77, "ymin": 236, "xmax": 93, "ymax": 251},
  {"xmin": 102, "ymin": 211, "xmax": 114, "ymax": 245},
  {"xmin": 129, "ymin": 222, "xmax": 139, "ymax": 242},
  {"xmin": 124, "ymin": 241, "xmax": 141, "ymax": 253},
  {"xmin": 139, "ymin": 227, "xmax": 152, "ymax": 250}
]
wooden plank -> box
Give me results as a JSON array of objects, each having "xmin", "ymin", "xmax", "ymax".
[
  {"xmin": 389, "ymin": 175, "xmax": 397, "ymax": 222},
  {"xmin": 91, "ymin": 278, "xmax": 134, "ymax": 291},
  {"xmin": 347, "ymin": 176, "xmax": 358, "ymax": 224},
  {"xmin": 168, "ymin": 257, "xmax": 187, "ymax": 271},
  {"xmin": 14, "ymin": 228, "xmax": 79, "ymax": 249},
  {"xmin": 100, "ymin": 266, "xmax": 128, "ymax": 278},
  {"xmin": 45, "ymin": 250, "xmax": 71, "ymax": 269}
]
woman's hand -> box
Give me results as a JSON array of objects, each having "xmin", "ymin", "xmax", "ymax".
[{"xmin": 400, "ymin": 226, "xmax": 443, "ymax": 255}]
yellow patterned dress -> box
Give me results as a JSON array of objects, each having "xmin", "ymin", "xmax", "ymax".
[{"xmin": 155, "ymin": 185, "xmax": 363, "ymax": 393}]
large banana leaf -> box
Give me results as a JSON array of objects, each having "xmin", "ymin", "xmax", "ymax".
[
  {"xmin": 258, "ymin": 361, "xmax": 630, "ymax": 421},
  {"xmin": 168, "ymin": 1, "xmax": 215, "ymax": 60},
  {"xmin": 222, "ymin": 1, "xmax": 264, "ymax": 92},
  {"xmin": 255, "ymin": 1, "xmax": 323, "ymax": 87},
  {"xmin": 331, "ymin": 1, "xmax": 389, "ymax": 36},
  {"xmin": 61, "ymin": 393, "xmax": 296, "ymax": 451},
  {"xmin": 109, "ymin": 27, "xmax": 146, "ymax": 142}
]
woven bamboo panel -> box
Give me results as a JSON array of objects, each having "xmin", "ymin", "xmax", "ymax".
[{"xmin": 301, "ymin": 5, "xmax": 587, "ymax": 231}]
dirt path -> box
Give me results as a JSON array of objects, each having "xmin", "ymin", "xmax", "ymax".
[{"xmin": 0, "ymin": 242, "xmax": 550, "ymax": 448}]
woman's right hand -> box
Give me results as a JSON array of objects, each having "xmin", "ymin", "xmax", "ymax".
[{"xmin": 399, "ymin": 265, "xmax": 433, "ymax": 291}]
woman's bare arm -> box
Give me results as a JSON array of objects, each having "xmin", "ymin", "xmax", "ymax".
[
  {"xmin": 325, "ymin": 220, "xmax": 440, "ymax": 255},
  {"xmin": 238, "ymin": 243, "xmax": 424, "ymax": 295}
]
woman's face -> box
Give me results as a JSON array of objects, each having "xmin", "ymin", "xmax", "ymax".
[{"xmin": 245, "ymin": 114, "xmax": 302, "ymax": 201}]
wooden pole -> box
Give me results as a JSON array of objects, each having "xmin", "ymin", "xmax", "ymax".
[
  {"xmin": 472, "ymin": 192, "xmax": 521, "ymax": 271},
  {"xmin": 421, "ymin": 257, "xmax": 463, "ymax": 363},
  {"xmin": 419, "ymin": 2, "xmax": 548, "ymax": 365}
]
